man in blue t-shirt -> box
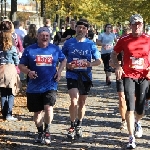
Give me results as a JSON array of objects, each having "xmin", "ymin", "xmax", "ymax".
[
  {"xmin": 18, "ymin": 27, "xmax": 66, "ymax": 144},
  {"xmin": 62, "ymin": 19, "xmax": 101, "ymax": 139}
]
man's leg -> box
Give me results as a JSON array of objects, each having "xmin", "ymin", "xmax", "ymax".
[
  {"xmin": 118, "ymin": 92, "xmax": 127, "ymax": 129},
  {"xmin": 76, "ymin": 95, "xmax": 87, "ymax": 137},
  {"xmin": 67, "ymin": 88, "xmax": 79, "ymax": 139},
  {"xmin": 116, "ymin": 79, "xmax": 127, "ymax": 129},
  {"xmin": 77, "ymin": 95, "xmax": 87, "ymax": 125},
  {"xmin": 26, "ymin": 93, "xmax": 44, "ymax": 143},
  {"xmin": 42, "ymin": 90, "xmax": 56, "ymax": 144},
  {"xmin": 134, "ymin": 79, "xmax": 149, "ymax": 138},
  {"xmin": 33, "ymin": 111, "xmax": 44, "ymax": 143},
  {"xmin": 123, "ymin": 78, "xmax": 136, "ymax": 149}
]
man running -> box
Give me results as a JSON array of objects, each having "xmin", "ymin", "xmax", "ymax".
[
  {"xmin": 61, "ymin": 19, "xmax": 76, "ymax": 43},
  {"xmin": 18, "ymin": 27, "xmax": 66, "ymax": 144},
  {"xmin": 111, "ymin": 14, "xmax": 150, "ymax": 149},
  {"xmin": 110, "ymin": 27, "xmax": 131, "ymax": 130},
  {"xmin": 62, "ymin": 18, "xmax": 101, "ymax": 139}
]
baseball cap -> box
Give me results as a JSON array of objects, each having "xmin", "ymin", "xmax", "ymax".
[
  {"xmin": 37, "ymin": 27, "xmax": 50, "ymax": 34},
  {"xmin": 130, "ymin": 14, "xmax": 143, "ymax": 24}
]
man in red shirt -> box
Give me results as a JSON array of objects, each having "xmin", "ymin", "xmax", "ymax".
[{"xmin": 111, "ymin": 14, "xmax": 150, "ymax": 149}]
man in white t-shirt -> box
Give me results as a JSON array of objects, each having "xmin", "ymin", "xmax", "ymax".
[
  {"xmin": 14, "ymin": 21, "xmax": 25, "ymax": 43},
  {"xmin": 19, "ymin": 21, "xmax": 27, "ymax": 36}
]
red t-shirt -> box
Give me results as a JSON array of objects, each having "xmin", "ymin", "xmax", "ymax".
[{"xmin": 114, "ymin": 33, "xmax": 150, "ymax": 79}]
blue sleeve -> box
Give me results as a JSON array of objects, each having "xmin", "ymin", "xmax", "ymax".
[
  {"xmin": 57, "ymin": 47, "xmax": 66, "ymax": 62},
  {"xmin": 62, "ymin": 41, "xmax": 68, "ymax": 56},
  {"xmin": 12, "ymin": 46, "xmax": 19, "ymax": 65},
  {"xmin": 19, "ymin": 48, "xmax": 29, "ymax": 66},
  {"xmin": 91, "ymin": 43, "xmax": 101, "ymax": 59}
]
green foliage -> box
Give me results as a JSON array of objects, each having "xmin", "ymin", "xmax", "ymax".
[{"xmin": 37, "ymin": 0, "xmax": 150, "ymax": 26}]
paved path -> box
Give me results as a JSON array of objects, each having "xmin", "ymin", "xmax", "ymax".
[{"xmin": 0, "ymin": 65, "xmax": 150, "ymax": 150}]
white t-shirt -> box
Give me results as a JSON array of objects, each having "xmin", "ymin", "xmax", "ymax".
[{"xmin": 15, "ymin": 29, "xmax": 25, "ymax": 43}]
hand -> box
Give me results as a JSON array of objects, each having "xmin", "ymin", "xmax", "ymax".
[
  {"xmin": 28, "ymin": 71, "xmax": 38, "ymax": 79},
  {"xmin": 54, "ymin": 71, "xmax": 61, "ymax": 82},
  {"xmin": 115, "ymin": 66, "xmax": 124, "ymax": 80},
  {"xmin": 109, "ymin": 59, "xmax": 115, "ymax": 68},
  {"xmin": 66, "ymin": 62, "xmax": 76, "ymax": 70},
  {"xmin": 82, "ymin": 60, "xmax": 92, "ymax": 67},
  {"xmin": 146, "ymin": 67, "xmax": 150, "ymax": 79},
  {"xmin": 66, "ymin": 35, "xmax": 71, "ymax": 40}
]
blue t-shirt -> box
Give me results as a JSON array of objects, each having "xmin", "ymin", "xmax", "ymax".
[
  {"xmin": 19, "ymin": 43, "xmax": 65, "ymax": 93},
  {"xmin": 62, "ymin": 38, "xmax": 101, "ymax": 80}
]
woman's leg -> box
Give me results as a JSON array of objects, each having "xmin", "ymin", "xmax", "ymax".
[{"xmin": 1, "ymin": 88, "xmax": 8, "ymax": 118}]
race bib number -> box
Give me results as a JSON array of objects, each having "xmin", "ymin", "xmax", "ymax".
[
  {"xmin": 104, "ymin": 44, "xmax": 113, "ymax": 50},
  {"xmin": 72, "ymin": 58, "xmax": 87, "ymax": 69},
  {"xmin": 129, "ymin": 57, "xmax": 144, "ymax": 69},
  {"xmin": 36, "ymin": 55, "xmax": 53, "ymax": 66}
]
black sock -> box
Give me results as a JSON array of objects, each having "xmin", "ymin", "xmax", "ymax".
[
  {"xmin": 44, "ymin": 123, "xmax": 50, "ymax": 132},
  {"xmin": 122, "ymin": 119, "xmax": 126, "ymax": 122},
  {"xmin": 77, "ymin": 120, "xmax": 82, "ymax": 126},
  {"xmin": 71, "ymin": 121, "xmax": 75, "ymax": 128},
  {"xmin": 37, "ymin": 125, "xmax": 43, "ymax": 133}
]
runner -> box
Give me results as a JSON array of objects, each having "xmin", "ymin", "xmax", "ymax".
[
  {"xmin": 18, "ymin": 27, "xmax": 66, "ymax": 144},
  {"xmin": 97, "ymin": 23, "xmax": 117, "ymax": 85},
  {"xmin": 110, "ymin": 27, "xmax": 132, "ymax": 130},
  {"xmin": 111, "ymin": 14, "xmax": 150, "ymax": 149},
  {"xmin": 62, "ymin": 18, "xmax": 101, "ymax": 139},
  {"xmin": 61, "ymin": 19, "xmax": 76, "ymax": 43}
]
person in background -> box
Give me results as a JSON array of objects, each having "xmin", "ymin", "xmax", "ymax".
[
  {"xmin": 97, "ymin": 23, "xmax": 117, "ymax": 85},
  {"xmin": 53, "ymin": 26, "xmax": 66, "ymax": 46},
  {"xmin": 23, "ymin": 24, "xmax": 37, "ymax": 48},
  {"xmin": 61, "ymin": 19, "xmax": 76, "ymax": 43},
  {"xmin": 19, "ymin": 21, "xmax": 27, "ymax": 36},
  {"xmin": 0, "ymin": 30, "xmax": 20, "ymax": 121},
  {"xmin": 13, "ymin": 21, "xmax": 25, "ymax": 43}
]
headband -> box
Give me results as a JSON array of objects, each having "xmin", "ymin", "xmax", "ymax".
[{"xmin": 76, "ymin": 21, "xmax": 89, "ymax": 28}]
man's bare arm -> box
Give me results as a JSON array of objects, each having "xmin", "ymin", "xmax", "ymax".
[{"xmin": 110, "ymin": 51, "xmax": 120, "ymax": 68}]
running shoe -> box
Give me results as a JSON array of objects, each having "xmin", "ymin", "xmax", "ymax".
[
  {"xmin": 120, "ymin": 120, "xmax": 127, "ymax": 130},
  {"xmin": 44, "ymin": 131, "xmax": 51, "ymax": 144},
  {"xmin": 135, "ymin": 122, "xmax": 143, "ymax": 138},
  {"xmin": 126, "ymin": 136, "xmax": 136, "ymax": 149},
  {"xmin": 76, "ymin": 126, "xmax": 83, "ymax": 138},
  {"xmin": 6, "ymin": 116, "xmax": 18, "ymax": 121},
  {"xmin": 67, "ymin": 127, "xmax": 76, "ymax": 139},
  {"xmin": 35, "ymin": 132, "xmax": 44, "ymax": 143}
]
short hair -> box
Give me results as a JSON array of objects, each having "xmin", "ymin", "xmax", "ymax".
[{"xmin": 70, "ymin": 19, "xmax": 76, "ymax": 22}]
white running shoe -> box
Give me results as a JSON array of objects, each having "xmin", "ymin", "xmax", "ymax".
[
  {"xmin": 126, "ymin": 136, "xmax": 136, "ymax": 149},
  {"xmin": 135, "ymin": 122, "xmax": 143, "ymax": 138}
]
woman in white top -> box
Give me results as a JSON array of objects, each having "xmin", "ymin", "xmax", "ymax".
[{"xmin": 97, "ymin": 24, "xmax": 117, "ymax": 85}]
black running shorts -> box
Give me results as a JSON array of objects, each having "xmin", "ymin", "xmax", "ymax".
[
  {"xmin": 67, "ymin": 78, "xmax": 91, "ymax": 95},
  {"xmin": 26, "ymin": 90, "xmax": 57, "ymax": 112}
]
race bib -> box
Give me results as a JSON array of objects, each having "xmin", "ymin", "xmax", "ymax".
[
  {"xmin": 36, "ymin": 55, "xmax": 53, "ymax": 66},
  {"xmin": 104, "ymin": 44, "xmax": 113, "ymax": 50},
  {"xmin": 72, "ymin": 58, "xmax": 87, "ymax": 69},
  {"xmin": 129, "ymin": 57, "xmax": 144, "ymax": 69}
]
